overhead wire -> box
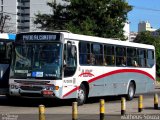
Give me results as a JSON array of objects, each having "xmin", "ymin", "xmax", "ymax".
[{"xmin": 131, "ymin": 5, "xmax": 160, "ymax": 12}]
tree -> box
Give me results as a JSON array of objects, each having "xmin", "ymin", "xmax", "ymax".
[
  {"xmin": 134, "ymin": 31, "xmax": 156, "ymax": 44},
  {"xmin": 34, "ymin": 0, "xmax": 132, "ymax": 39},
  {"xmin": 134, "ymin": 31, "xmax": 160, "ymax": 76},
  {"xmin": 34, "ymin": 1, "xmax": 67, "ymax": 30},
  {"xmin": 0, "ymin": 15, "xmax": 16, "ymax": 33}
]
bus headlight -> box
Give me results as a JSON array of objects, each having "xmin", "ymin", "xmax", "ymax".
[
  {"xmin": 10, "ymin": 84, "xmax": 19, "ymax": 89},
  {"xmin": 10, "ymin": 85, "xmax": 15, "ymax": 89},
  {"xmin": 45, "ymin": 86, "xmax": 59, "ymax": 90},
  {"xmin": 45, "ymin": 86, "xmax": 54, "ymax": 90}
]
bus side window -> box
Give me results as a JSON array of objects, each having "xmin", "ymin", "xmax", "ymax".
[
  {"xmin": 91, "ymin": 43, "xmax": 103, "ymax": 66},
  {"xmin": 147, "ymin": 50, "xmax": 154, "ymax": 68},
  {"xmin": 116, "ymin": 46, "xmax": 126, "ymax": 66},
  {"xmin": 127, "ymin": 47, "xmax": 138, "ymax": 67},
  {"xmin": 64, "ymin": 43, "xmax": 77, "ymax": 77},
  {"xmin": 67, "ymin": 46, "xmax": 76, "ymax": 67},
  {"xmin": 79, "ymin": 42, "xmax": 90, "ymax": 65},
  {"xmin": 137, "ymin": 49, "xmax": 146, "ymax": 67},
  {"xmin": 104, "ymin": 45, "xmax": 115, "ymax": 66}
]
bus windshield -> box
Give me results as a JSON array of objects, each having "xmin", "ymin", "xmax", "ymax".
[{"xmin": 10, "ymin": 43, "xmax": 62, "ymax": 80}]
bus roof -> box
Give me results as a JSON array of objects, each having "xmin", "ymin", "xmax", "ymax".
[
  {"xmin": 16, "ymin": 31, "xmax": 155, "ymax": 50},
  {"xmin": 61, "ymin": 32, "xmax": 155, "ymax": 50},
  {"xmin": 0, "ymin": 33, "xmax": 16, "ymax": 40}
]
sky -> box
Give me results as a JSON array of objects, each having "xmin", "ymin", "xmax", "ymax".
[{"xmin": 127, "ymin": 0, "xmax": 160, "ymax": 32}]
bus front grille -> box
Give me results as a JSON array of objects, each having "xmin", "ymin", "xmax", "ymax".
[
  {"xmin": 15, "ymin": 80, "xmax": 50, "ymax": 85},
  {"xmin": 20, "ymin": 86, "xmax": 43, "ymax": 91}
]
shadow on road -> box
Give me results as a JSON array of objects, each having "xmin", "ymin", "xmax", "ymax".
[
  {"xmin": 0, "ymin": 89, "xmax": 158, "ymax": 108},
  {"xmin": 0, "ymin": 95, "xmax": 73, "ymax": 107},
  {"xmin": 86, "ymin": 95, "xmax": 122, "ymax": 104},
  {"xmin": 144, "ymin": 107, "xmax": 160, "ymax": 110},
  {"xmin": 0, "ymin": 95, "xmax": 139, "ymax": 108}
]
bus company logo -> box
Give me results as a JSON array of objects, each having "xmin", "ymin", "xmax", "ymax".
[{"xmin": 79, "ymin": 69, "xmax": 94, "ymax": 77}]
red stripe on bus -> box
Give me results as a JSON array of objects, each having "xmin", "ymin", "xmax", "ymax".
[
  {"xmin": 63, "ymin": 86, "xmax": 80, "ymax": 98},
  {"xmin": 63, "ymin": 69, "xmax": 154, "ymax": 98},
  {"xmin": 79, "ymin": 72, "xmax": 95, "ymax": 77},
  {"xmin": 88, "ymin": 69, "xmax": 154, "ymax": 83}
]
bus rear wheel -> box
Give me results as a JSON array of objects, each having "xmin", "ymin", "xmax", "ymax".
[
  {"xmin": 126, "ymin": 82, "xmax": 135, "ymax": 100},
  {"xmin": 76, "ymin": 84, "xmax": 87, "ymax": 105}
]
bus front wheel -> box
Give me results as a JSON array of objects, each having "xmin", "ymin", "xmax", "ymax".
[
  {"xmin": 126, "ymin": 82, "xmax": 135, "ymax": 100},
  {"xmin": 76, "ymin": 84, "xmax": 87, "ymax": 105}
]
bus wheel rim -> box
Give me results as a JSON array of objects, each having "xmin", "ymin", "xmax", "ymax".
[
  {"xmin": 78, "ymin": 89, "xmax": 85, "ymax": 102},
  {"xmin": 129, "ymin": 86, "xmax": 134, "ymax": 98}
]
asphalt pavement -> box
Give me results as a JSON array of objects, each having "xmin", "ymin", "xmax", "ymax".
[{"xmin": 0, "ymin": 84, "xmax": 160, "ymax": 120}]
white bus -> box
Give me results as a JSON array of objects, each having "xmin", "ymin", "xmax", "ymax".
[
  {"xmin": 0, "ymin": 33, "xmax": 15, "ymax": 95},
  {"xmin": 9, "ymin": 31, "xmax": 155, "ymax": 105}
]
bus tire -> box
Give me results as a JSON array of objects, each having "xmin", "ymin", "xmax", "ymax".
[
  {"xmin": 126, "ymin": 82, "xmax": 135, "ymax": 101},
  {"xmin": 76, "ymin": 84, "xmax": 87, "ymax": 106}
]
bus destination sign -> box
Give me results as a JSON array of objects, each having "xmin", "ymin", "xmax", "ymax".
[{"xmin": 22, "ymin": 34, "xmax": 57, "ymax": 41}]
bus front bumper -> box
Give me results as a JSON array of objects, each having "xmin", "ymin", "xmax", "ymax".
[{"xmin": 9, "ymin": 84, "xmax": 58, "ymax": 98}]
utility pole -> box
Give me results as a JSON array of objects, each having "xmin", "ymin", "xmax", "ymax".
[{"xmin": 0, "ymin": 0, "xmax": 4, "ymax": 32}]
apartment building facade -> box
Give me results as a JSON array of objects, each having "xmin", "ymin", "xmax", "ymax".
[{"xmin": 0, "ymin": 0, "xmax": 56, "ymax": 33}]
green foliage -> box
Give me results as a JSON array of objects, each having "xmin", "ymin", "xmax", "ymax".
[
  {"xmin": 135, "ymin": 31, "xmax": 160, "ymax": 76},
  {"xmin": 34, "ymin": 0, "xmax": 67, "ymax": 30},
  {"xmin": 34, "ymin": 0, "xmax": 132, "ymax": 39},
  {"xmin": 134, "ymin": 31, "xmax": 153, "ymax": 44},
  {"xmin": 157, "ymin": 75, "xmax": 160, "ymax": 82}
]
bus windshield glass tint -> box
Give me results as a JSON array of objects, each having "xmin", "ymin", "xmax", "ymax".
[{"xmin": 11, "ymin": 43, "xmax": 62, "ymax": 79}]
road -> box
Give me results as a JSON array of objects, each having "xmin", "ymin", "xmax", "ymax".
[{"xmin": 0, "ymin": 88, "xmax": 160, "ymax": 120}]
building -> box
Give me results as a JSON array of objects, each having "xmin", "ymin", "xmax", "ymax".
[
  {"xmin": 0, "ymin": 0, "xmax": 58, "ymax": 33},
  {"xmin": 151, "ymin": 29, "xmax": 160, "ymax": 37},
  {"xmin": 16, "ymin": 0, "xmax": 30, "ymax": 33},
  {"xmin": 129, "ymin": 32, "xmax": 138, "ymax": 42},
  {"xmin": 138, "ymin": 21, "xmax": 156, "ymax": 33},
  {"xmin": 123, "ymin": 22, "xmax": 130, "ymax": 40}
]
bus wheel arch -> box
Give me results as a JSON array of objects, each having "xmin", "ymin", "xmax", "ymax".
[
  {"xmin": 76, "ymin": 81, "xmax": 89, "ymax": 105},
  {"xmin": 126, "ymin": 80, "xmax": 136, "ymax": 100},
  {"xmin": 81, "ymin": 81, "xmax": 89, "ymax": 97}
]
